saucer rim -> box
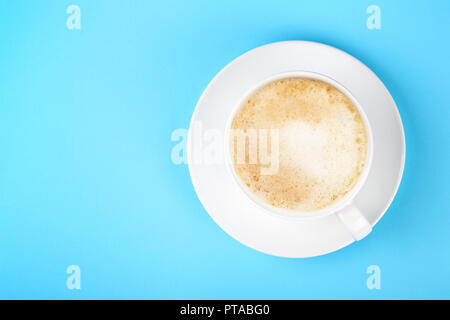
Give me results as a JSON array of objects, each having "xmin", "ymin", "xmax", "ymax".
[{"xmin": 187, "ymin": 40, "xmax": 406, "ymax": 258}]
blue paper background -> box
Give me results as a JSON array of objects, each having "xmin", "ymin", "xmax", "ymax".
[{"xmin": 0, "ymin": 0, "xmax": 449, "ymax": 299}]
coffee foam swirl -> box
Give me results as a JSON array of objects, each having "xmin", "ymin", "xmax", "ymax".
[{"xmin": 230, "ymin": 78, "xmax": 368, "ymax": 212}]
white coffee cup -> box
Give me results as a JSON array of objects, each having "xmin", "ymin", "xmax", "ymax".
[{"xmin": 224, "ymin": 71, "xmax": 374, "ymax": 241}]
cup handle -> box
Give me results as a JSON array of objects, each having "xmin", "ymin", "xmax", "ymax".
[{"xmin": 336, "ymin": 204, "xmax": 372, "ymax": 241}]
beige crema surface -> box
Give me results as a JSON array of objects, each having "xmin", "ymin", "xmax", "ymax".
[{"xmin": 230, "ymin": 78, "xmax": 368, "ymax": 212}]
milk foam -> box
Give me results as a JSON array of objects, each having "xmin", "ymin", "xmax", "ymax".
[{"xmin": 230, "ymin": 78, "xmax": 368, "ymax": 212}]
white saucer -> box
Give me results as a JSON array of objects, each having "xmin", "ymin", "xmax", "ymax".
[{"xmin": 188, "ymin": 41, "xmax": 405, "ymax": 258}]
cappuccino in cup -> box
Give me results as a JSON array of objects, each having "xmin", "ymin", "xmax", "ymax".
[{"xmin": 229, "ymin": 77, "xmax": 368, "ymax": 212}]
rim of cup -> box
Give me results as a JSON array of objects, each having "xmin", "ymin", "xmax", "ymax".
[{"xmin": 224, "ymin": 70, "xmax": 374, "ymax": 221}]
